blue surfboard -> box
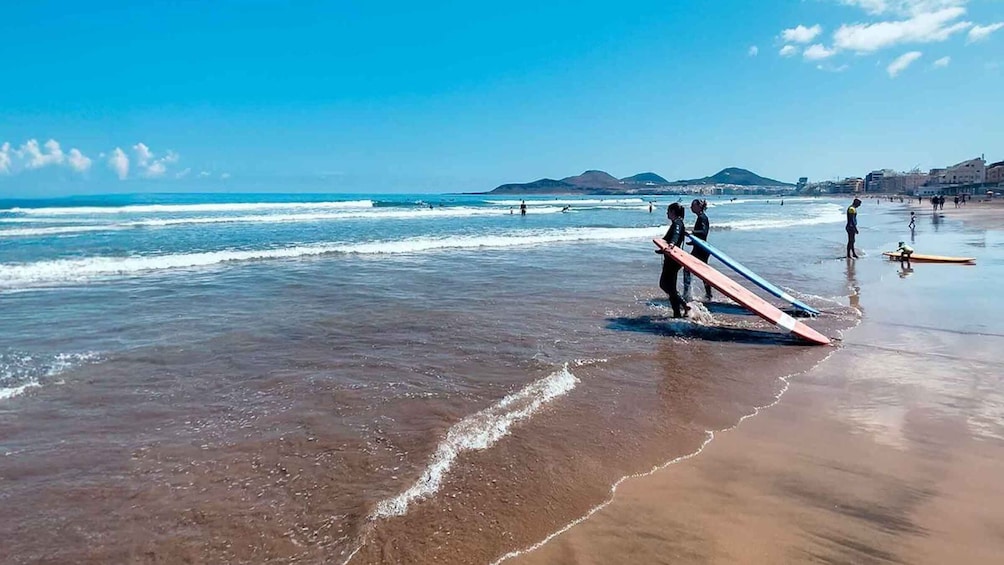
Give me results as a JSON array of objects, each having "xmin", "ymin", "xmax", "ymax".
[{"xmin": 688, "ymin": 236, "xmax": 820, "ymax": 315}]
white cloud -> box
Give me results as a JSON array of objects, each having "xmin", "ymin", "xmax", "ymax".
[
  {"xmin": 933, "ymin": 55, "xmax": 951, "ymax": 67},
  {"xmin": 834, "ymin": 7, "xmax": 971, "ymax": 52},
  {"xmin": 887, "ymin": 51, "xmax": 923, "ymax": 76},
  {"xmin": 199, "ymin": 171, "xmax": 211, "ymax": 178},
  {"xmin": 144, "ymin": 161, "xmax": 167, "ymax": 178},
  {"xmin": 780, "ymin": 45, "xmax": 799, "ymax": 57},
  {"xmin": 133, "ymin": 142, "xmax": 153, "ymax": 166},
  {"xmin": 131, "ymin": 143, "xmax": 180, "ymax": 177},
  {"xmin": 108, "ymin": 148, "xmax": 130, "ymax": 180},
  {"xmin": 782, "ymin": 24, "xmax": 823, "ymax": 43},
  {"xmin": 968, "ymin": 22, "xmax": 1003, "ymax": 43},
  {"xmin": 0, "ymin": 142, "xmax": 11, "ymax": 174},
  {"xmin": 804, "ymin": 43, "xmax": 838, "ymax": 60},
  {"xmin": 175, "ymin": 167, "xmax": 192, "ymax": 179},
  {"xmin": 17, "ymin": 139, "xmax": 65, "ymax": 169},
  {"xmin": 748, "ymin": 45, "xmax": 759, "ymax": 57},
  {"xmin": 67, "ymin": 149, "xmax": 92, "ymax": 172},
  {"xmin": 220, "ymin": 173, "xmax": 232, "ymax": 180},
  {"xmin": 840, "ymin": 1, "xmax": 968, "ymax": 16},
  {"xmin": 817, "ymin": 63, "xmax": 851, "ymax": 72}
]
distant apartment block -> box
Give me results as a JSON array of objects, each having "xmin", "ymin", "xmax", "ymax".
[
  {"xmin": 944, "ymin": 157, "xmax": 986, "ymax": 185},
  {"xmin": 986, "ymin": 161, "xmax": 1004, "ymax": 185}
]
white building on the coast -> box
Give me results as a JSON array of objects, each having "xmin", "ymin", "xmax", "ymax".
[{"xmin": 944, "ymin": 157, "xmax": 986, "ymax": 185}]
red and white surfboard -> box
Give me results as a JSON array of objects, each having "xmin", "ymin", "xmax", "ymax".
[{"xmin": 654, "ymin": 239, "xmax": 830, "ymax": 345}]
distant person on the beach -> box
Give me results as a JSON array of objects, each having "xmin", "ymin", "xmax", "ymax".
[
  {"xmin": 520, "ymin": 200, "xmax": 527, "ymax": 216},
  {"xmin": 954, "ymin": 196, "xmax": 959, "ymax": 208},
  {"xmin": 561, "ymin": 205, "xmax": 570, "ymax": 213},
  {"xmin": 683, "ymin": 199, "xmax": 713, "ymax": 303},
  {"xmin": 939, "ymin": 195, "xmax": 946, "ymax": 210},
  {"xmin": 846, "ymin": 198, "xmax": 861, "ymax": 259},
  {"xmin": 908, "ymin": 212, "xmax": 916, "ymax": 231},
  {"xmin": 931, "ymin": 196, "xmax": 938, "ymax": 211},
  {"xmin": 656, "ymin": 203, "xmax": 689, "ymax": 318},
  {"xmin": 509, "ymin": 207, "xmax": 514, "ymax": 215},
  {"xmin": 648, "ymin": 202, "xmax": 654, "ymax": 213},
  {"xmin": 780, "ymin": 199, "xmax": 784, "ymax": 206},
  {"xmin": 918, "ymin": 195, "xmax": 923, "ymax": 204}
]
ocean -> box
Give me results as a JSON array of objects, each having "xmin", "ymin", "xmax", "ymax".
[{"xmin": 2, "ymin": 192, "xmax": 877, "ymax": 563}]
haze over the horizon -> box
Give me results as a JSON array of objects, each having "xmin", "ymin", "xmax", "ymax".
[{"xmin": 2, "ymin": 0, "xmax": 1002, "ymax": 197}]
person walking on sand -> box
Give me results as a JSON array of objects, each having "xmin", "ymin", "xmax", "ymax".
[
  {"xmin": 908, "ymin": 211, "xmax": 916, "ymax": 231},
  {"xmin": 846, "ymin": 198, "xmax": 861, "ymax": 259},
  {"xmin": 520, "ymin": 200, "xmax": 527, "ymax": 216},
  {"xmin": 656, "ymin": 203, "xmax": 690, "ymax": 318},
  {"xmin": 683, "ymin": 199, "xmax": 713, "ymax": 303}
]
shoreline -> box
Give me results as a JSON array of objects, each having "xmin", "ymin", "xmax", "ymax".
[{"xmin": 508, "ymin": 206, "xmax": 1004, "ymax": 564}]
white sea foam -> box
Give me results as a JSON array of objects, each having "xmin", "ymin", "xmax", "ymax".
[
  {"xmin": 0, "ymin": 225, "xmax": 130, "ymax": 238},
  {"xmin": 0, "ymin": 382, "xmax": 41, "ymax": 400},
  {"xmin": 0, "ymin": 352, "xmax": 98, "ymax": 400},
  {"xmin": 0, "ymin": 206, "xmax": 570, "ymax": 237},
  {"xmin": 371, "ymin": 364, "xmax": 579, "ymax": 518},
  {"xmin": 0, "ymin": 227, "xmax": 664, "ymax": 289},
  {"xmin": 1, "ymin": 200, "xmax": 375, "ymax": 215},
  {"xmin": 489, "ymin": 198, "xmax": 646, "ymax": 207},
  {"xmin": 717, "ymin": 203, "xmax": 844, "ymax": 230}
]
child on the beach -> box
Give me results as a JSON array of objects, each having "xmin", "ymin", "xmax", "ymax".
[{"xmin": 895, "ymin": 241, "xmax": 913, "ymax": 265}]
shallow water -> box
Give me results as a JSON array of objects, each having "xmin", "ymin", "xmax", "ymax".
[{"xmin": 0, "ymin": 193, "xmax": 921, "ymax": 563}]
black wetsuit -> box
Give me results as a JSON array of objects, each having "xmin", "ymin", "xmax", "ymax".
[
  {"xmin": 659, "ymin": 217, "xmax": 688, "ymax": 317},
  {"xmin": 846, "ymin": 205, "xmax": 858, "ymax": 258},
  {"xmin": 685, "ymin": 211, "xmax": 713, "ymax": 300}
]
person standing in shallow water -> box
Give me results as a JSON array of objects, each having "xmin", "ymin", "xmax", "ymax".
[
  {"xmin": 656, "ymin": 203, "xmax": 690, "ymax": 318},
  {"xmin": 846, "ymin": 198, "xmax": 861, "ymax": 259},
  {"xmin": 683, "ymin": 199, "xmax": 713, "ymax": 302},
  {"xmin": 520, "ymin": 200, "xmax": 527, "ymax": 216}
]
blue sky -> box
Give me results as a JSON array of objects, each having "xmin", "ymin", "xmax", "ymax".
[{"xmin": 1, "ymin": 0, "xmax": 1002, "ymax": 196}]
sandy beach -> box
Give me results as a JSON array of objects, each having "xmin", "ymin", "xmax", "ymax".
[
  {"xmin": 909, "ymin": 197, "xmax": 1004, "ymax": 231},
  {"xmin": 511, "ymin": 208, "xmax": 1004, "ymax": 564}
]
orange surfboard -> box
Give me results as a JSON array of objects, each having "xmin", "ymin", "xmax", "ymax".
[{"xmin": 654, "ymin": 239, "xmax": 830, "ymax": 345}]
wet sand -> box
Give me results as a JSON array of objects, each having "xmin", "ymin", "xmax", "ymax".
[
  {"xmin": 511, "ymin": 217, "xmax": 1004, "ymax": 564},
  {"xmin": 908, "ymin": 197, "xmax": 1004, "ymax": 230}
]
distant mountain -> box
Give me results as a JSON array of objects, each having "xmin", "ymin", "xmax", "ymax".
[
  {"xmin": 674, "ymin": 167, "xmax": 792, "ymax": 187},
  {"xmin": 561, "ymin": 170, "xmax": 624, "ymax": 189},
  {"xmin": 621, "ymin": 172, "xmax": 669, "ymax": 185},
  {"xmin": 486, "ymin": 167, "xmax": 791, "ymax": 194},
  {"xmin": 489, "ymin": 178, "xmax": 578, "ymax": 194}
]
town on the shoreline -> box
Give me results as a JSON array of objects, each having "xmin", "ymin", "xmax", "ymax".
[{"xmin": 800, "ymin": 155, "xmax": 1002, "ymax": 198}]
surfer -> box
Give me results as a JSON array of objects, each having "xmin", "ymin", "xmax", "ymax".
[
  {"xmin": 846, "ymin": 198, "xmax": 861, "ymax": 259},
  {"xmin": 683, "ymin": 199, "xmax": 713, "ymax": 302},
  {"xmin": 520, "ymin": 200, "xmax": 527, "ymax": 216},
  {"xmin": 656, "ymin": 203, "xmax": 690, "ymax": 318}
]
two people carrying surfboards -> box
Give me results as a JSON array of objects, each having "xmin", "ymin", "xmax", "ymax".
[{"xmin": 657, "ymin": 199, "xmax": 712, "ymax": 318}]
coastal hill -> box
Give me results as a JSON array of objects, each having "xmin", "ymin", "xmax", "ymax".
[
  {"xmin": 487, "ymin": 167, "xmax": 792, "ymax": 194},
  {"xmin": 675, "ymin": 167, "xmax": 791, "ymax": 187},
  {"xmin": 621, "ymin": 172, "xmax": 669, "ymax": 185}
]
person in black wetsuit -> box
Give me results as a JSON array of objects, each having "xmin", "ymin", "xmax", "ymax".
[
  {"xmin": 683, "ymin": 199, "xmax": 713, "ymax": 302},
  {"xmin": 657, "ymin": 203, "xmax": 690, "ymax": 318},
  {"xmin": 846, "ymin": 198, "xmax": 861, "ymax": 259},
  {"xmin": 520, "ymin": 200, "xmax": 527, "ymax": 216}
]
